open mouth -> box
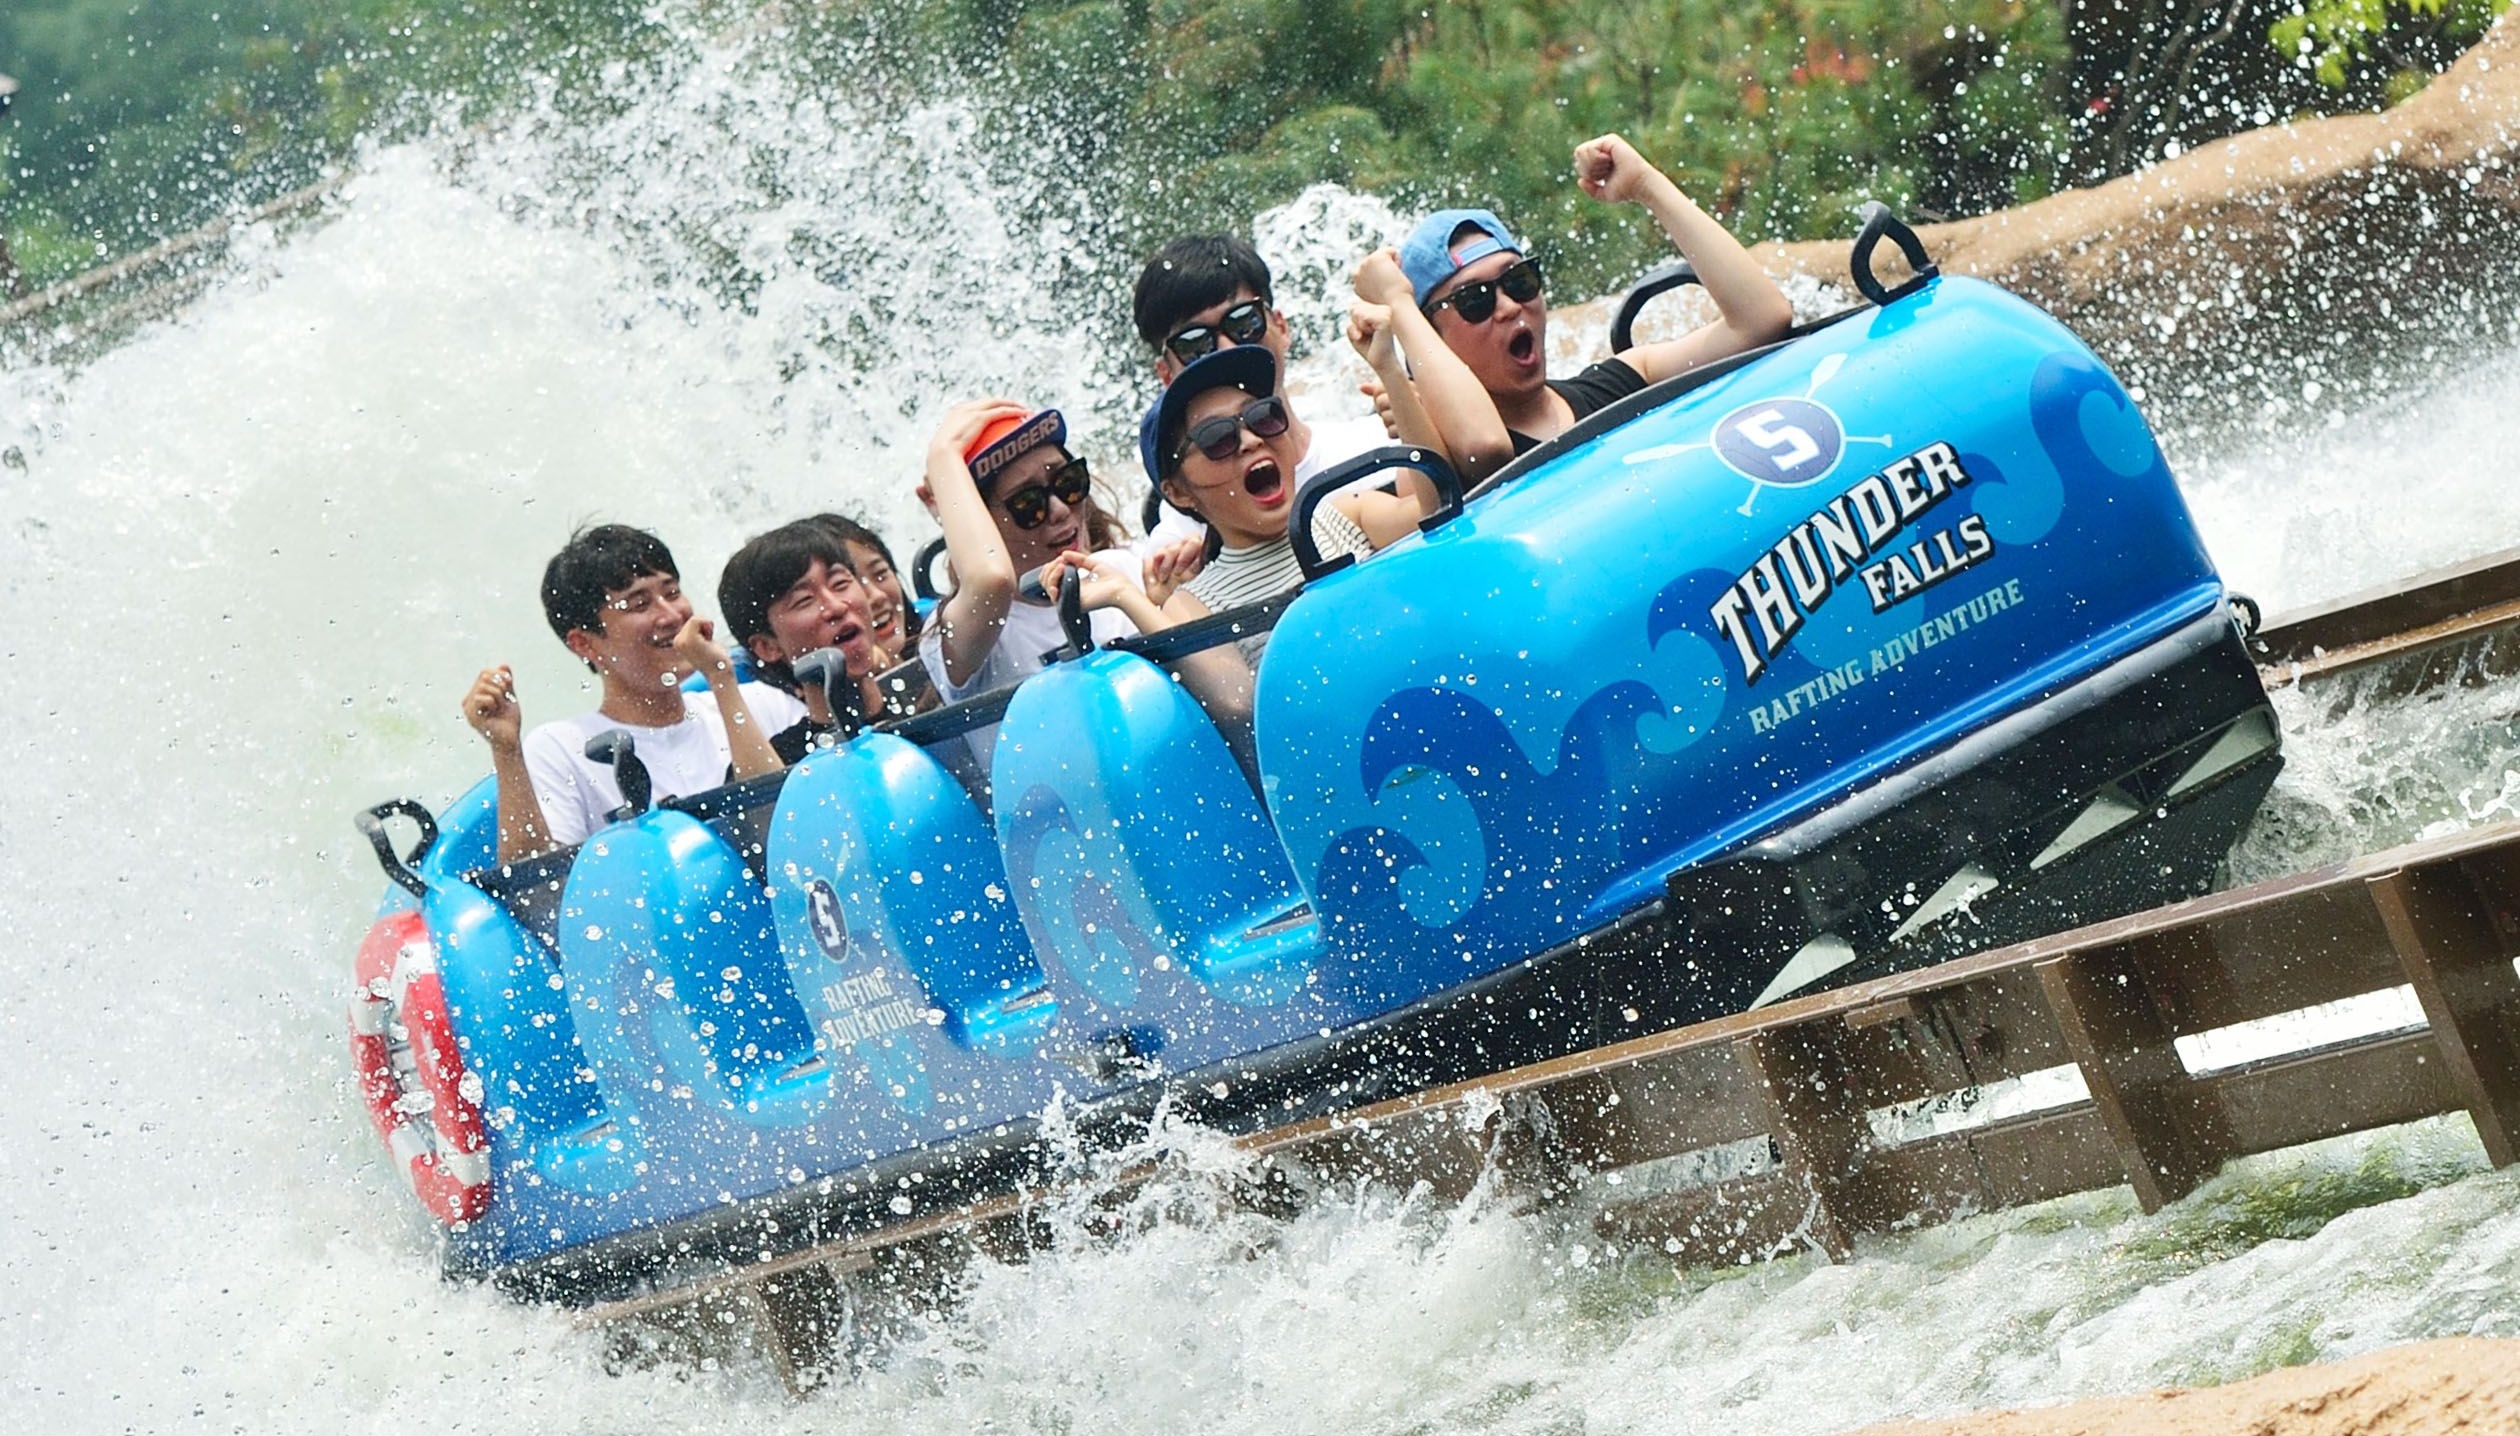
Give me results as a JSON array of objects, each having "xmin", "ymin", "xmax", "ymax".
[
  {"xmin": 1243, "ymin": 458, "xmax": 1287, "ymax": 506},
  {"xmin": 1506, "ymin": 327, "xmax": 1539, "ymax": 366}
]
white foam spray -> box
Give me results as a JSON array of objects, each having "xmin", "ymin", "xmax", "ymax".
[{"xmin": 2, "ymin": 26, "xmax": 2517, "ymax": 1433}]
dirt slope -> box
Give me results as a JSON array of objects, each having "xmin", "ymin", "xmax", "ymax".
[{"xmin": 1848, "ymin": 1337, "xmax": 2520, "ymax": 1436}]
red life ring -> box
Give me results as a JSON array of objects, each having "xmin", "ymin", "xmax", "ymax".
[{"xmin": 348, "ymin": 909, "xmax": 492, "ymax": 1225}]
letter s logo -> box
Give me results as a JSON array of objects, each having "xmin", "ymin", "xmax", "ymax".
[
  {"xmin": 1713, "ymin": 396, "xmax": 1845, "ymax": 489},
  {"xmin": 1737, "ymin": 410, "xmax": 1822, "ymax": 472}
]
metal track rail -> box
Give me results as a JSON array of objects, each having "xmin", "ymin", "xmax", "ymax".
[{"xmin": 576, "ymin": 553, "xmax": 2520, "ymax": 1389}]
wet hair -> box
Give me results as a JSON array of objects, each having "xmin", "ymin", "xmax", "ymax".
[
  {"xmin": 809, "ymin": 512, "xmax": 919, "ymax": 640},
  {"xmin": 1132, "ymin": 235, "xmax": 1274, "ymax": 350},
  {"xmin": 717, "ymin": 519, "xmax": 859, "ymax": 693},
  {"xmin": 541, "ymin": 523, "xmax": 678, "ymax": 644}
]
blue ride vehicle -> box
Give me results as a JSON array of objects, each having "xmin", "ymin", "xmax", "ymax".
[{"xmin": 346, "ymin": 212, "xmax": 2281, "ymax": 1300}]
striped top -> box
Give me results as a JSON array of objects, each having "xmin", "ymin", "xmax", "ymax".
[{"xmin": 1184, "ymin": 506, "xmax": 1375, "ymax": 614}]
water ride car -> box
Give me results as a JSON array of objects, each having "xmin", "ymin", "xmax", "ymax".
[{"xmin": 347, "ymin": 210, "xmax": 2283, "ymax": 1300}]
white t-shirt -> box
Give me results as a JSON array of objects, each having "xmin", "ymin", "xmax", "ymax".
[
  {"xmin": 1139, "ymin": 412, "xmax": 1406, "ymax": 551},
  {"xmin": 918, "ymin": 566, "xmax": 1143, "ymax": 764},
  {"xmin": 520, "ymin": 683, "xmax": 791, "ymax": 848}
]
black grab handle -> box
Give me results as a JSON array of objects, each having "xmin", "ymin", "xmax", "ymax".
[
  {"xmin": 1289, "ymin": 446, "xmax": 1465, "ymax": 581},
  {"xmin": 790, "ymin": 647, "xmax": 867, "ymax": 742},
  {"xmin": 1608, "ymin": 260, "xmax": 1702, "ymax": 354},
  {"xmin": 584, "ymin": 730, "xmax": 653, "ymax": 823},
  {"xmin": 911, "ymin": 535, "xmax": 951, "ymax": 602},
  {"xmin": 1849, "ymin": 201, "xmax": 1938, "ymax": 307},
  {"xmin": 355, "ymin": 798, "xmax": 439, "ymax": 900},
  {"xmin": 1053, "ymin": 565, "xmax": 1095, "ymax": 661}
]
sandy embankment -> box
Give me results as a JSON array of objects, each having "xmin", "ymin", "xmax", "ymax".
[{"xmin": 1850, "ymin": 1337, "xmax": 2520, "ymax": 1436}]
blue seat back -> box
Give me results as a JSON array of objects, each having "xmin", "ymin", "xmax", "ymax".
[
  {"xmin": 768, "ymin": 734, "xmax": 1052, "ymax": 1118},
  {"xmin": 418, "ymin": 777, "xmax": 644, "ymax": 1197},
  {"xmin": 993, "ymin": 651, "xmax": 1319, "ymax": 1044},
  {"xmin": 558, "ymin": 811, "xmax": 827, "ymax": 1135}
]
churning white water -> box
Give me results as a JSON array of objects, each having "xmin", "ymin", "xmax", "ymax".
[{"xmin": 3, "ymin": 30, "xmax": 2518, "ymax": 1435}]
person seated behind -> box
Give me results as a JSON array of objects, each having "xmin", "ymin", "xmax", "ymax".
[
  {"xmin": 800, "ymin": 513, "xmax": 938, "ymax": 717},
  {"xmin": 461, "ymin": 523, "xmax": 782, "ymax": 865},
  {"xmin": 1131, "ymin": 234, "xmax": 1394, "ymax": 540},
  {"xmin": 717, "ymin": 519, "xmax": 914, "ymax": 762},
  {"xmin": 1145, "ymin": 337, "xmax": 1441, "ymax": 625},
  {"xmin": 807, "ymin": 513, "xmax": 919, "ymax": 651},
  {"xmin": 1390, "ymin": 133, "xmax": 1795, "ymax": 459},
  {"xmin": 915, "ymin": 401, "xmax": 1204, "ymax": 761}
]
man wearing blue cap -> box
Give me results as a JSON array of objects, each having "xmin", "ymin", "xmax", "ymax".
[{"xmin": 1383, "ymin": 133, "xmax": 1795, "ymax": 457}]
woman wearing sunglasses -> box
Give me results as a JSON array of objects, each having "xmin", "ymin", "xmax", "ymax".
[
  {"xmin": 916, "ymin": 400, "xmax": 1131, "ymax": 695},
  {"xmin": 1146, "ymin": 332, "xmax": 1444, "ymax": 631},
  {"xmin": 1393, "ymin": 132, "xmax": 1795, "ymax": 457}
]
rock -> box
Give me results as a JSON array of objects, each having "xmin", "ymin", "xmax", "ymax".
[{"xmin": 1845, "ymin": 1336, "xmax": 2520, "ymax": 1436}]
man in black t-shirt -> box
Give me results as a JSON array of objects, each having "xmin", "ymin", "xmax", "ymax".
[{"xmin": 1398, "ymin": 134, "xmax": 1797, "ymax": 457}]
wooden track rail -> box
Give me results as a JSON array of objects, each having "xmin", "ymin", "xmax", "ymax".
[
  {"xmin": 583, "ymin": 818, "xmax": 2520, "ymax": 1390},
  {"xmin": 2254, "ymin": 546, "xmax": 2520, "ymax": 694}
]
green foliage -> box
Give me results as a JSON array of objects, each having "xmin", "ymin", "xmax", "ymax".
[
  {"xmin": 0, "ymin": 0, "xmax": 665, "ymax": 288},
  {"xmin": 2269, "ymin": 0, "xmax": 2511, "ymax": 88},
  {"xmin": 2, "ymin": 0, "xmax": 2504, "ymax": 300},
  {"xmin": 908, "ymin": 0, "xmax": 2073, "ymax": 300}
]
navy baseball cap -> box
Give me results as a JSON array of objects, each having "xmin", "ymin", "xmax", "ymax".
[
  {"xmin": 1139, "ymin": 345, "xmax": 1280, "ymax": 483},
  {"xmin": 1399, "ymin": 208, "xmax": 1524, "ymax": 308}
]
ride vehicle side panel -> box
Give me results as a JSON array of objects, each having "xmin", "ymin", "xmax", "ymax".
[
  {"xmin": 993, "ymin": 651, "xmax": 1330, "ymax": 1084},
  {"xmin": 1256, "ymin": 276, "xmax": 2224, "ymax": 1016}
]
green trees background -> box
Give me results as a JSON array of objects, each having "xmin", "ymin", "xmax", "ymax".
[{"xmin": 1, "ymin": 0, "xmax": 2509, "ymax": 297}]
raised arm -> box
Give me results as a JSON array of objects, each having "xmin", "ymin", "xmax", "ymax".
[
  {"xmin": 918, "ymin": 399, "xmax": 1031, "ymax": 689},
  {"xmin": 1354, "ymin": 247, "xmax": 1517, "ymax": 484},
  {"xmin": 462, "ymin": 664, "xmax": 559, "ymax": 866},
  {"xmin": 1575, "ymin": 133, "xmax": 1793, "ymax": 384},
  {"xmin": 674, "ymin": 616, "xmax": 783, "ymax": 779}
]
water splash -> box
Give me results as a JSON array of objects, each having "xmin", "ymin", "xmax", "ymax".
[{"xmin": 3, "ymin": 17, "xmax": 2520, "ymax": 1431}]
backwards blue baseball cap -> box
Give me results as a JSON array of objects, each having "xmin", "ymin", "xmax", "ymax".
[
  {"xmin": 1139, "ymin": 344, "xmax": 1280, "ymax": 484},
  {"xmin": 1398, "ymin": 208, "xmax": 1524, "ymax": 309}
]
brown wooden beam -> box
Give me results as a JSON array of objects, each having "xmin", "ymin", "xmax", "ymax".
[
  {"xmin": 2035, "ymin": 932, "xmax": 2236, "ymax": 1211},
  {"xmin": 2367, "ymin": 864, "xmax": 2520, "ymax": 1166},
  {"xmin": 1733, "ymin": 1026, "xmax": 1863, "ymax": 1259}
]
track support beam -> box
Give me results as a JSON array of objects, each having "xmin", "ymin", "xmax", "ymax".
[
  {"xmin": 2368, "ymin": 863, "xmax": 2520, "ymax": 1166},
  {"xmin": 2036, "ymin": 931, "xmax": 2236, "ymax": 1212}
]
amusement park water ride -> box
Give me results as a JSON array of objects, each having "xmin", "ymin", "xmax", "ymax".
[{"xmin": 348, "ymin": 210, "xmax": 2289, "ymax": 1302}]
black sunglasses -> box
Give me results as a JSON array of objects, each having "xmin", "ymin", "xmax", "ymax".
[
  {"xmin": 998, "ymin": 456, "xmax": 1092, "ymax": 531},
  {"xmin": 1163, "ymin": 299, "xmax": 1270, "ymax": 364},
  {"xmin": 1175, "ymin": 396, "xmax": 1291, "ymax": 465},
  {"xmin": 1424, "ymin": 257, "xmax": 1544, "ymax": 324}
]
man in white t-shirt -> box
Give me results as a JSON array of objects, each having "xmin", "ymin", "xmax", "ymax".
[
  {"xmin": 459, "ymin": 524, "xmax": 784, "ymax": 865},
  {"xmin": 1130, "ymin": 234, "xmax": 1396, "ymax": 549}
]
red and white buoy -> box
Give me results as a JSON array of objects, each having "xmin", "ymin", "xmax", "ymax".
[{"xmin": 348, "ymin": 909, "xmax": 491, "ymax": 1225}]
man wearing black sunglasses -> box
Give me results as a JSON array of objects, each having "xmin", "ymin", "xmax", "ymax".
[
  {"xmin": 1397, "ymin": 133, "xmax": 1795, "ymax": 457},
  {"xmin": 1130, "ymin": 235, "xmax": 1396, "ymax": 544}
]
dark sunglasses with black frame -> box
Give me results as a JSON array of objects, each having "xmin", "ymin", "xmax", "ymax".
[
  {"xmin": 1162, "ymin": 299, "xmax": 1271, "ymax": 364},
  {"xmin": 996, "ymin": 456, "xmax": 1093, "ymax": 531},
  {"xmin": 1173, "ymin": 395, "xmax": 1292, "ymax": 466},
  {"xmin": 1423, "ymin": 256, "xmax": 1545, "ymax": 325}
]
